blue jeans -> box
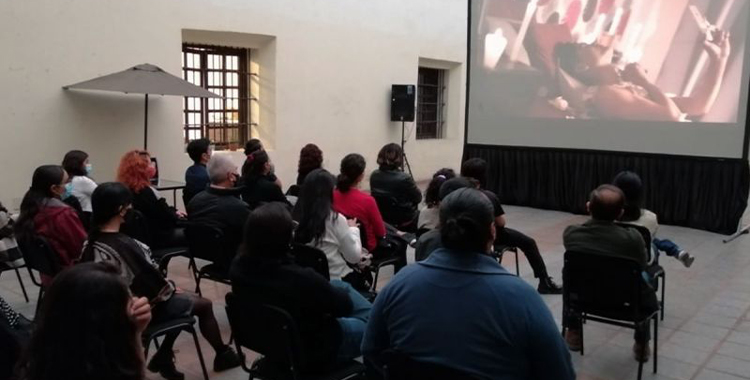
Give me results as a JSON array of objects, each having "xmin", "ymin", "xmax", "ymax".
[
  {"xmin": 330, "ymin": 280, "xmax": 372, "ymax": 360},
  {"xmin": 652, "ymin": 238, "xmax": 682, "ymax": 259}
]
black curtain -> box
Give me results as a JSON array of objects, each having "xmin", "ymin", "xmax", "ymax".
[{"xmin": 464, "ymin": 145, "xmax": 750, "ymax": 235}]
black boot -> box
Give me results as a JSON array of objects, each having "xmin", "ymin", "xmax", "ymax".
[
  {"xmin": 147, "ymin": 349, "xmax": 185, "ymax": 380},
  {"xmin": 537, "ymin": 277, "xmax": 563, "ymax": 295},
  {"xmin": 214, "ymin": 345, "xmax": 241, "ymax": 372}
]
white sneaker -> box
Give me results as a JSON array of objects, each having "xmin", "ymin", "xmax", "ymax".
[{"xmin": 677, "ymin": 251, "xmax": 695, "ymax": 268}]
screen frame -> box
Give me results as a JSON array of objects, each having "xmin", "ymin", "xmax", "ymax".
[{"xmin": 463, "ymin": 0, "xmax": 750, "ymax": 162}]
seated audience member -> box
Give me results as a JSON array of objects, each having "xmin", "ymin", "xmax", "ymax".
[
  {"xmin": 1, "ymin": 295, "xmax": 32, "ymax": 380},
  {"xmin": 613, "ymin": 171, "xmax": 694, "ymax": 267},
  {"xmin": 230, "ymin": 203, "xmax": 372, "ymax": 371},
  {"xmin": 15, "ymin": 262, "xmax": 152, "ymax": 380},
  {"xmin": 183, "ymin": 138, "xmax": 212, "ymax": 205},
  {"xmin": 239, "ymin": 149, "xmax": 291, "ymax": 209},
  {"xmin": 293, "ymin": 168, "xmax": 370, "ymax": 288},
  {"xmin": 244, "ymin": 138, "xmax": 282, "ymax": 189},
  {"xmin": 415, "ymin": 177, "xmax": 474, "ymax": 262},
  {"xmin": 333, "ymin": 153, "xmax": 386, "ymax": 253},
  {"xmin": 461, "ymin": 158, "xmax": 562, "ymax": 294},
  {"xmin": 81, "ymin": 182, "xmax": 240, "ymax": 379},
  {"xmin": 15, "ymin": 165, "xmax": 87, "ymax": 284},
  {"xmin": 288, "ymin": 143, "xmax": 324, "ymax": 197},
  {"xmin": 563, "ymin": 185, "xmax": 659, "ymax": 362},
  {"xmin": 117, "ymin": 150, "xmax": 186, "ymax": 249},
  {"xmin": 369, "ymin": 143, "xmax": 422, "ymax": 231},
  {"xmin": 62, "ymin": 150, "xmax": 97, "ymax": 217},
  {"xmin": 363, "ymin": 188, "xmax": 575, "ymax": 380},
  {"xmin": 417, "ymin": 168, "xmax": 455, "ymax": 231},
  {"xmin": 0, "ymin": 202, "xmax": 23, "ymax": 268},
  {"xmin": 187, "ymin": 154, "xmax": 249, "ymax": 268}
]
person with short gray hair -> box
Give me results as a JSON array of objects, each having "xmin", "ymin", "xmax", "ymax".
[{"xmin": 187, "ymin": 155, "xmax": 250, "ymax": 269}]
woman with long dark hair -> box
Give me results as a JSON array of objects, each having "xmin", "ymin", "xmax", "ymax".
[
  {"xmin": 369, "ymin": 143, "xmax": 422, "ymax": 231},
  {"xmin": 333, "ymin": 154, "xmax": 386, "ymax": 253},
  {"xmin": 293, "ymin": 169, "xmax": 369, "ymax": 285},
  {"xmin": 231, "ymin": 203, "xmax": 371, "ymax": 372},
  {"xmin": 16, "ymin": 262, "xmax": 152, "ymax": 380},
  {"xmin": 418, "ymin": 168, "xmax": 455, "ymax": 230},
  {"xmin": 14, "ymin": 165, "xmax": 86, "ymax": 285},
  {"xmin": 612, "ymin": 171, "xmax": 694, "ymax": 267},
  {"xmin": 238, "ymin": 149, "xmax": 290, "ymax": 209},
  {"xmin": 62, "ymin": 150, "xmax": 97, "ymax": 214},
  {"xmin": 287, "ymin": 143, "xmax": 324, "ymax": 197},
  {"xmin": 81, "ymin": 182, "xmax": 240, "ymax": 380}
]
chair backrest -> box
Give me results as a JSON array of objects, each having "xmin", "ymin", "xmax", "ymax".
[
  {"xmin": 290, "ymin": 244, "xmax": 330, "ymax": 280},
  {"xmin": 382, "ymin": 350, "xmax": 479, "ymax": 380},
  {"xmin": 185, "ymin": 224, "xmax": 230, "ymax": 267},
  {"xmin": 17, "ymin": 235, "xmax": 62, "ymax": 278},
  {"xmin": 563, "ymin": 251, "xmax": 645, "ymax": 320},
  {"xmin": 121, "ymin": 209, "xmax": 153, "ymax": 247},
  {"xmin": 225, "ymin": 293, "xmax": 305, "ymax": 371}
]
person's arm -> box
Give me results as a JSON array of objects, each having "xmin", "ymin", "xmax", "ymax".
[
  {"xmin": 79, "ymin": 176, "xmax": 98, "ymax": 197},
  {"xmin": 56, "ymin": 209, "xmax": 88, "ymax": 265},
  {"xmin": 368, "ymin": 197, "xmax": 387, "ymax": 239},
  {"xmin": 404, "ymin": 176, "xmax": 423, "ymax": 205},
  {"xmin": 333, "ymin": 214, "xmax": 363, "ymax": 264},
  {"xmin": 267, "ymin": 180, "xmax": 292, "ymax": 207},
  {"xmin": 594, "ymin": 83, "xmax": 683, "ymax": 122},
  {"xmin": 525, "ymin": 292, "xmax": 576, "ymax": 380},
  {"xmin": 672, "ymin": 30, "xmax": 731, "ymax": 117}
]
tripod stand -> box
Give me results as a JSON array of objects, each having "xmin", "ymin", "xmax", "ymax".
[{"xmin": 400, "ymin": 117, "xmax": 413, "ymax": 177}]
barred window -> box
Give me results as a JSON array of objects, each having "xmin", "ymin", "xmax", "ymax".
[{"xmin": 416, "ymin": 67, "xmax": 446, "ymax": 140}]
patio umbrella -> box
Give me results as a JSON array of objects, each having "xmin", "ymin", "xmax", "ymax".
[{"xmin": 63, "ymin": 63, "xmax": 221, "ymax": 150}]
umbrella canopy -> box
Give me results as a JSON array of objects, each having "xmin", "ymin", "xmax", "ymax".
[{"xmin": 63, "ymin": 63, "xmax": 221, "ymax": 149}]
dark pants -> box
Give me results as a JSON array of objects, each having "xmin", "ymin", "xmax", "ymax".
[{"xmin": 495, "ymin": 227, "xmax": 549, "ymax": 279}]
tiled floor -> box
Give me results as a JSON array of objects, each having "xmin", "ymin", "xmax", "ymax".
[{"xmin": 3, "ymin": 205, "xmax": 750, "ymax": 380}]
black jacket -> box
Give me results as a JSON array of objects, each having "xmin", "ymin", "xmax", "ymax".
[
  {"xmin": 187, "ymin": 186, "xmax": 250, "ymax": 256},
  {"xmin": 132, "ymin": 188, "xmax": 179, "ymax": 238},
  {"xmin": 369, "ymin": 168, "xmax": 422, "ymax": 225},
  {"xmin": 238, "ymin": 175, "xmax": 291, "ymax": 210},
  {"xmin": 230, "ymin": 253, "xmax": 352, "ymax": 369}
]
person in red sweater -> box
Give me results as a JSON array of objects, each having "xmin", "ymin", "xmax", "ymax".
[
  {"xmin": 15, "ymin": 165, "xmax": 87, "ymax": 285},
  {"xmin": 333, "ymin": 153, "xmax": 386, "ymax": 252}
]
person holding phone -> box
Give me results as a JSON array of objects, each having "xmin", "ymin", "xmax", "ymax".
[{"xmin": 80, "ymin": 182, "xmax": 239, "ymax": 380}]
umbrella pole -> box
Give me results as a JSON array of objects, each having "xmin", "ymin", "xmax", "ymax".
[{"xmin": 144, "ymin": 94, "xmax": 149, "ymax": 150}]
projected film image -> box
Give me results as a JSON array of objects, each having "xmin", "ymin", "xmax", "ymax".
[{"xmin": 475, "ymin": 0, "xmax": 748, "ymax": 123}]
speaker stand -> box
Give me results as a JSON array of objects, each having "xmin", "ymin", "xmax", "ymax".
[{"xmin": 400, "ymin": 118, "xmax": 413, "ymax": 178}]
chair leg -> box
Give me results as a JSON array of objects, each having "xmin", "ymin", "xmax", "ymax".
[
  {"xmin": 653, "ymin": 316, "xmax": 658, "ymax": 374},
  {"xmin": 580, "ymin": 318, "xmax": 585, "ymax": 356},
  {"xmin": 194, "ymin": 275, "xmax": 203, "ymax": 297},
  {"xmin": 190, "ymin": 327, "xmax": 210, "ymax": 380},
  {"xmin": 637, "ymin": 359, "xmax": 644, "ymax": 380},
  {"xmin": 371, "ymin": 267, "xmax": 381, "ymax": 292},
  {"xmin": 27, "ymin": 267, "xmax": 41, "ymax": 287},
  {"xmin": 660, "ymin": 273, "xmax": 666, "ymax": 321},
  {"xmin": 514, "ymin": 250, "xmax": 520, "ymax": 276},
  {"xmin": 14, "ymin": 268, "xmax": 29, "ymax": 302}
]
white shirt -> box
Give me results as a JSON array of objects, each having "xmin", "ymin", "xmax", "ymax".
[
  {"xmin": 418, "ymin": 206, "xmax": 440, "ymax": 230},
  {"xmin": 71, "ymin": 176, "xmax": 97, "ymax": 212},
  {"xmin": 308, "ymin": 213, "xmax": 363, "ymax": 280}
]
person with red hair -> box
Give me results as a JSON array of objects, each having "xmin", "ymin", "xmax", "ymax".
[{"xmin": 117, "ymin": 150, "xmax": 186, "ymax": 249}]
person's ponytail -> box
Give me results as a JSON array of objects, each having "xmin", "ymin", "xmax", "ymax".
[{"xmin": 337, "ymin": 153, "xmax": 366, "ymax": 193}]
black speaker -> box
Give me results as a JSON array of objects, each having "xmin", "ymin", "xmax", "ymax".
[{"xmin": 391, "ymin": 84, "xmax": 416, "ymax": 122}]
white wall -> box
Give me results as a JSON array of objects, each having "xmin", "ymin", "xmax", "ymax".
[{"xmin": 0, "ymin": 0, "xmax": 467, "ymax": 210}]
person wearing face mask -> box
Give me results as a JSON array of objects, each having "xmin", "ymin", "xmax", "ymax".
[
  {"xmin": 555, "ymin": 28, "xmax": 731, "ymax": 121},
  {"xmin": 187, "ymin": 155, "xmax": 250, "ymax": 270},
  {"xmin": 14, "ymin": 165, "xmax": 87, "ymax": 285},
  {"xmin": 117, "ymin": 150, "xmax": 186, "ymax": 249},
  {"xmin": 62, "ymin": 150, "xmax": 97, "ymax": 227},
  {"xmin": 238, "ymin": 149, "xmax": 292, "ymax": 210}
]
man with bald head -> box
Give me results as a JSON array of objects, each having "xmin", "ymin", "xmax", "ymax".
[{"xmin": 563, "ymin": 184, "xmax": 656, "ymax": 362}]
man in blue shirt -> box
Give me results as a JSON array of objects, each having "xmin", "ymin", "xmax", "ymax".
[
  {"xmin": 184, "ymin": 138, "xmax": 212, "ymax": 205},
  {"xmin": 362, "ymin": 187, "xmax": 575, "ymax": 380}
]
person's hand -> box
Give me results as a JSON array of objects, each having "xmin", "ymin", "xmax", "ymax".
[
  {"xmin": 621, "ymin": 63, "xmax": 650, "ymax": 87},
  {"xmin": 175, "ymin": 210, "xmax": 187, "ymax": 218},
  {"xmin": 128, "ymin": 297, "xmax": 152, "ymax": 334},
  {"xmin": 704, "ymin": 29, "xmax": 731, "ymax": 61},
  {"xmin": 347, "ymin": 218, "xmax": 359, "ymax": 228},
  {"xmin": 358, "ymin": 253, "xmax": 373, "ymax": 268}
]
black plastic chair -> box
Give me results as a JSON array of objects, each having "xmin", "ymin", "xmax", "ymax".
[
  {"xmin": 186, "ymin": 224, "xmax": 233, "ymax": 296},
  {"xmin": 617, "ymin": 223, "xmax": 667, "ymax": 321},
  {"xmin": 121, "ymin": 209, "xmax": 188, "ymax": 276},
  {"xmin": 225, "ymin": 293, "xmax": 365, "ymax": 380},
  {"xmin": 142, "ymin": 316, "xmax": 209, "ymax": 380},
  {"xmin": 0, "ymin": 262, "xmax": 29, "ymax": 302},
  {"xmin": 562, "ymin": 251, "xmax": 659, "ymax": 380},
  {"xmin": 16, "ymin": 235, "xmax": 63, "ymax": 315},
  {"xmin": 491, "ymin": 245, "xmax": 519, "ymax": 276},
  {"xmin": 355, "ymin": 222, "xmax": 405, "ymax": 292},
  {"xmin": 380, "ymin": 350, "xmax": 479, "ymax": 380},
  {"xmin": 291, "ymin": 244, "xmax": 330, "ymax": 281}
]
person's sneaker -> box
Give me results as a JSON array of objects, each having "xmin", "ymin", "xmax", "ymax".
[
  {"xmin": 147, "ymin": 351, "xmax": 185, "ymax": 380},
  {"xmin": 565, "ymin": 329, "xmax": 582, "ymax": 351},
  {"xmin": 214, "ymin": 346, "xmax": 241, "ymax": 372},
  {"xmin": 538, "ymin": 277, "xmax": 563, "ymax": 294},
  {"xmin": 677, "ymin": 251, "xmax": 695, "ymax": 268},
  {"xmin": 633, "ymin": 342, "xmax": 651, "ymax": 363}
]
